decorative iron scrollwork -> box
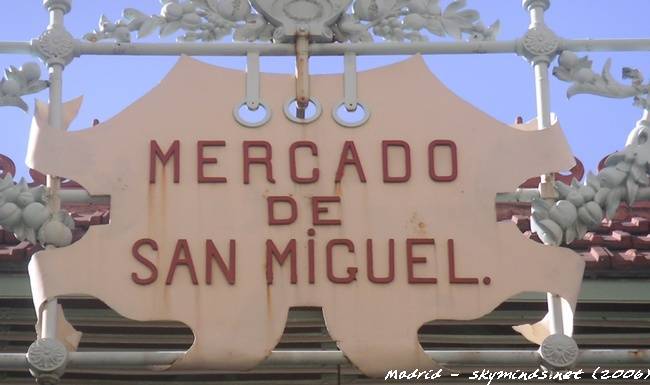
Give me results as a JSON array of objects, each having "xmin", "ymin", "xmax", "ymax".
[{"xmin": 83, "ymin": 0, "xmax": 498, "ymax": 43}]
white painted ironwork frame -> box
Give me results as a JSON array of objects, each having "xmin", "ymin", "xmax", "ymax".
[{"xmin": 0, "ymin": 0, "xmax": 649, "ymax": 383}]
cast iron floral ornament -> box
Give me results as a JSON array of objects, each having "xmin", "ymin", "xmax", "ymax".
[
  {"xmin": 83, "ymin": 0, "xmax": 499, "ymax": 43},
  {"xmin": 531, "ymin": 52, "xmax": 650, "ymax": 246},
  {"xmin": 0, "ymin": 174, "xmax": 75, "ymax": 247}
]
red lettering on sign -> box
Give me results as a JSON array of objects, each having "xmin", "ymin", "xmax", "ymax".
[
  {"xmin": 366, "ymin": 239, "xmax": 395, "ymax": 284},
  {"xmin": 267, "ymin": 196, "xmax": 298, "ymax": 225},
  {"xmin": 130, "ymin": 237, "xmax": 483, "ymax": 287},
  {"xmin": 146, "ymin": 139, "xmax": 464, "ymax": 185},
  {"xmin": 311, "ymin": 196, "xmax": 341, "ymax": 226},
  {"xmin": 197, "ymin": 140, "xmax": 226, "ymax": 183},
  {"xmin": 447, "ymin": 239, "xmax": 478, "ymax": 284},
  {"xmin": 335, "ymin": 141, "xmax": 367, "ymax": 183},
  {"xmin": 428, "ymin": 140, "xmax": 458, "ymax": 182},
  {"xmin": 326, "ymin": 239, "xmax": 358, "ymax": 284},
  {"xmin": 266, "ymin": 239, "xmax": 297, "ymax": 284},
  {"xmin": 308, "ymin": 238, "xmax": 316, "ymax": 284},
  {"xmin": 308, "ymin": 229, "xmax": 316, "ymax": 284},
  {"xmin": 166, "ymin": 239, "xmax": 199, "ymax": 285},
  {"xmin": 290, "ymin": 141, "xmax": 319, "ymax": 183},
  {"xmin": 205, "ymin": 240, "xmax": 236, "ymax": 285},
  {"xmin": 131, "ymin": 238, "xmax": 159, "ymax": 285},
  {"xmin": 243, "ymin": 141, "xmax": 275, "ymax": 184},
  {"xmin": 382, "ymin": 140, "xmax": 411, "ymax": 183},
  {"xmin": 150, "ymin": 140, "xmax": 180, "ymax": 184},
  {"xmin": 406, "ymin": 239, "xmax": 437, "ymax": 284}
]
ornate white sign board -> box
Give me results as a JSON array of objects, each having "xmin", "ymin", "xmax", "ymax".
[{"xmin": 27, "ymin": 56, "xmax": 584, "ymax": 376}]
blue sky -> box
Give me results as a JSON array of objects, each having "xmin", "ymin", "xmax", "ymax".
[{"xmin": 1, "ymin": 1, "xmax": 649, "ymax": 180}]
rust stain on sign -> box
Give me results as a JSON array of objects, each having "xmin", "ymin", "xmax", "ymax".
[{"xmin": 26, "ymin": 56, "xmax": 584, "ymax": 377}]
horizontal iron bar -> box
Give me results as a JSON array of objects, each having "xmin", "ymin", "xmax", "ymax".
[
  {"xmin": 0, "ymin": 42, "xmax": 32, "ymax": 55},
  {"xmin": 562, "ymin": 39, "xmax": 650, "ymax": 52},
  {"xmin": 2, "ymin": 38, "xmax": 650, "ymax": 59},
  {"xmin": 76, "ymin": 41, "xmax": 519, "ymax": 57},
  {"xmin": 60, "ymin": 191, "xmax": 531, "ymax": 205},
  {"xmin": 2, "ymin": 349, "xmax": 650, "ymax": 370},
  {"xmin": 68, "ymin": 351, "xmax": 183, "ymax": 368},
  {"xmin": 6, "ymin": 329, "xmax": 650, "ymax": 347},
  {"xmin": 2, "ymin": 306, "xmax": 648, "ymax": 329},
  {"xmin": 58, "ymin": 190, "xmax": 109, "ymax": 204},
  {"xmin": 3, "ymin": 279, "xmax": 650, "ymax": 303},
  {"xmin": 0, "ymin": 353, "xmax": 28, "ymax": 370}
]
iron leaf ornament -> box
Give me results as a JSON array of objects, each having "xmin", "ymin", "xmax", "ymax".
[
  {"xmin": 0, "ymin": 63, "xmax": 48, "ymax": 112},
  {"xmin": 553, "ymin": 51, "xmax": 650, "ymax": 108},
  {"xmin": 83, "ymin": 0, "xmax": 498, "ymax": 43},
  {"xmin": 84, "ymin": 0, "xmax": 272, "ymax": 43},
  {"xmin": 334, "ymin": 0, "xmax": 500, "ymax": 43}
]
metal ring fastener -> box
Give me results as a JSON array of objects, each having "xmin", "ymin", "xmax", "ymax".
[
  {"xmin": 332, "ymin": 100, "xmax": 370, "ymax": 128},
  {"xmin": 233, "ymin": 99, "xmax": 272, "ymax": 128},
  {"xmin": 284, "ymin": 97, "xmax": 322, "ymax": 124}
]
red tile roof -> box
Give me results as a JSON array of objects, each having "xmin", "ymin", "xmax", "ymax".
[{"xmin": 496, "ymin": 201, "xmax": 650, "ymax": 277}]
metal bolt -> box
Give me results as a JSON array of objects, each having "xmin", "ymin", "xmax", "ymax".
[
  {"xmin": 538, "ymin": 334, "xmax": 579, "ymax": 371},
  {"xmin": 27, "ymin": 338, "xmax": 68, "ymax": 385}
]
